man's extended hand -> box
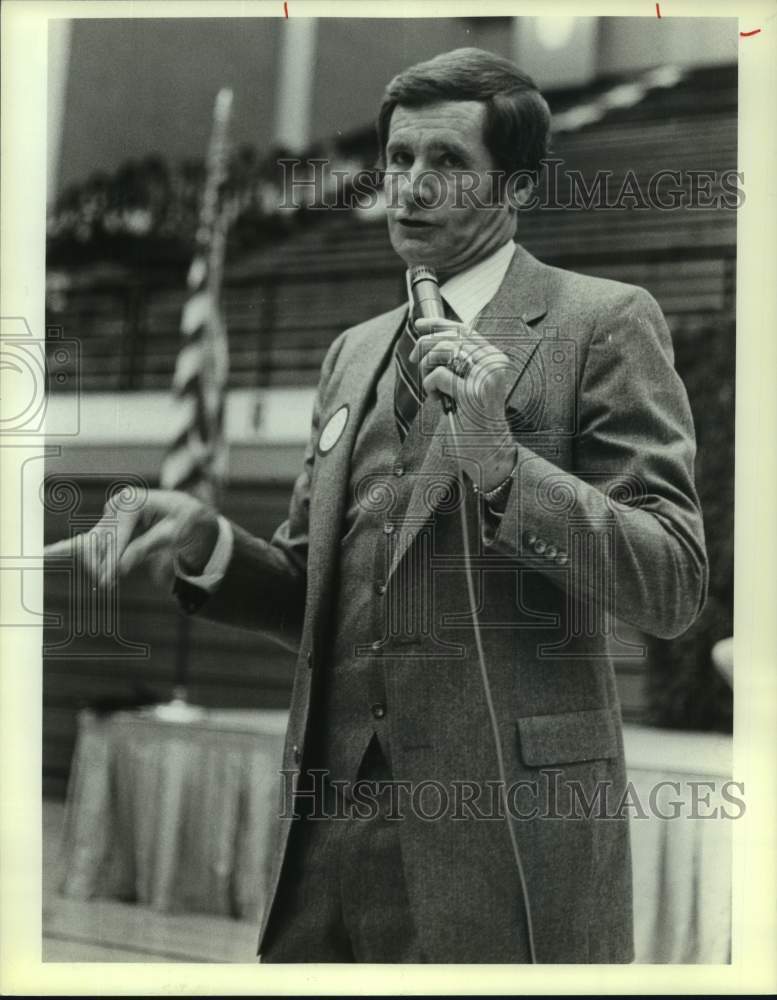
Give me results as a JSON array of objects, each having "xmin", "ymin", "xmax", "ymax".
[{"xmin": 44, "ymin": 489, "xmax": 220, "ymax": 590}]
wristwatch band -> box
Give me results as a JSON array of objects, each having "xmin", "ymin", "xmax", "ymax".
[{"xmin": 471, "ymin": 448, "xmax": 517, "ymax": 505}]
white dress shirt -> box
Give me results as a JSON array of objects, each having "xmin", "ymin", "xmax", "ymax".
[
  {"xmin": 178, "ymin": 240, "xmax": 517, "ymax": 591},
  {"xmin": 411, "ymin": 238, "xmax": 516, "ymax": 327}
]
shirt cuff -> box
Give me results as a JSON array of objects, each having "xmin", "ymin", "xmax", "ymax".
[{"xmin": 174, "ymin": 515, "xmax": 234, "ymax": 593}]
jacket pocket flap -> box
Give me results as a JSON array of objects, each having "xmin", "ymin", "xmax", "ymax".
[{"xmin": 517, "ymin": 708, "xmax": 618, "ymax": 766}]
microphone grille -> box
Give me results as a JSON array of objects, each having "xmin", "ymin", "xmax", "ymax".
[{"xmin": 409, "ymin": 264, "xmax": 439, "ymax": 287}]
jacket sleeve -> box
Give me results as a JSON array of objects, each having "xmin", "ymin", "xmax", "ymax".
[
  {"xmin": 186, "ymin": 331, "xmax": 347, "ymax": 651},
  {"xmin": 484, "ymin": 286, "xmax": 709, "ymax": 640}
]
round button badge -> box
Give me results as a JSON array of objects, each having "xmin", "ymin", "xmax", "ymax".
[{"xmin": 317, "ymin": 404, "xmax": 349, "ymax": 455}]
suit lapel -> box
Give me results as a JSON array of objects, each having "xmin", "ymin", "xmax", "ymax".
[
  {"xmin": 385, "ymin": 243, "xmax": 550, "ymax": 583},
  {"xmin": 305, "ymin": 304, "xmax": 407, "ymax": 633}
]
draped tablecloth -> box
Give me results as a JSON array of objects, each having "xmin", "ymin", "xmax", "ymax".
[
  {"xmin": 59, "ymin": 712, "xmax": 733, "ymax": 962},
  {"xmin": 624, "ymin": 724, "xmax": 732, "ymax": 964},
  {"xmin": 59, "ymin": 708, "xmax": 288, "ymax": 921}
]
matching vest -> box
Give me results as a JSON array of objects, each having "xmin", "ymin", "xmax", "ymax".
[{"xmin": 310, "ymin": 315, "xmax": 438, "ymax": 787}]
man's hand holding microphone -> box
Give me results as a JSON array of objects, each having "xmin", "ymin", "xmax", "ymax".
[{"xmin": 409, "ymin": 265, "xmax": 518, "ymax": 495}]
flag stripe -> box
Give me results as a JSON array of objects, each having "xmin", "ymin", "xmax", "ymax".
[{"xmin": 159, "ymin": 89, "xmax": 233, "ymax": 506}]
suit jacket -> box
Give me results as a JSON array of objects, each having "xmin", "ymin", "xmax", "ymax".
[{"xmin": 200, "ymin": 243, "xmax": 708, "ymax": 962}]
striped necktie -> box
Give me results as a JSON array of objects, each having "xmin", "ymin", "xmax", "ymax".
[
  {"xmin": 394, "ymin": 299, "xmax": 456, "ymax": 442},
  {"xmin": 393, "ymin": 310, "xmax": 423, "ymax": 443}
]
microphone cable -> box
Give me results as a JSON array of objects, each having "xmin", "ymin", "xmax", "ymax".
[
  {"xmin": 409, "ymin": 262, "xmax": 537, "ymax": 963},
  {"xmin": 447, "ymin": 409, "xmax": 538, "ymax": 965}
]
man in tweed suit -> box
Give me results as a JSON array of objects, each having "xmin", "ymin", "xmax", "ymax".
[{"xmin": 65, "ymin": 49, "xmax": 708, "ymax": 962}]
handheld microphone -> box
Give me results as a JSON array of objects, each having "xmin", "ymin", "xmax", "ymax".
[{"xmin": 408, "ymin": 264, "xmax": 456, "ymax": 414}]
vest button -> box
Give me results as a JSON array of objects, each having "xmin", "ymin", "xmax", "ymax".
[
  {"xmin": 383, "ymin": 522, "xmax": 395, "ymax": 535},
  {"xmin": 371, "ymin": 703, "xmax": 386, "ymax": 719},
  {"xmin": 375, "ymin": 582, "xmax": 386, "ymax": 595},
  {"xmin": 393, "ymin": 464, "xmax": 405, "ymax": 477}
]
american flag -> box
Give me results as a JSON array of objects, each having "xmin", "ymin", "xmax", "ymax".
[{"xmin": 160, "ymin": 89, "xmax": 233, "ymax": 506}]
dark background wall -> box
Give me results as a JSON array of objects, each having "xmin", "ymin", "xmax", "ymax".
[
  {"xmin": 59, "ymin": 19, "xmax": 280, "ymax": 192},
  {"xmin": 55, "ymin": 17, "xmax": 736, "ymax": 194},
  {"xmin": 57, "ymin": 17, "xmax": 512, "ymax": 192}
]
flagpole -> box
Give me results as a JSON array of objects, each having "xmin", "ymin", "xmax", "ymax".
[{"xmin": 156, "ymin": 89, "xmax": 233, "ymax": 722}]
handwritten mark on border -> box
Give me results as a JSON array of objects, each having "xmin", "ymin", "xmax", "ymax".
[{"xmin": 656, "ymin": 3, "xmax": 762, "ymax": 37}]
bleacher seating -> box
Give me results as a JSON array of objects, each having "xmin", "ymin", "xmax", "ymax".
[{"xmin": 47, "ymin": 71, "xmax": 737, "ymax": 392}]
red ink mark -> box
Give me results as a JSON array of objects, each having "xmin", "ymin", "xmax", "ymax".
[
  {"xmin": 283, "ymin": 1, "xmax": 288, "ymax": 16},
  {"xmin": 656, "ymin": 2, "xmax": 661, "ymax": 17},
  {"xmin": 740, "ymin": 28, "xmax": 761, "ymax": 36}
]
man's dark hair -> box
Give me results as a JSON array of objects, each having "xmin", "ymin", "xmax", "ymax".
[{"xmin": 377, "ymin": 47, "xmax": 551, "ymax": 179}]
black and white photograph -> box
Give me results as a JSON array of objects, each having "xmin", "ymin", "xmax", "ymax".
[{"xmin": 1, "ymin": 1, "xmax": 775, "ymax": 994}]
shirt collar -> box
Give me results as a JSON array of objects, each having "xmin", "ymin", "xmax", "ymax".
[{"xmin": 404, "ymin": 240, "xmax": 516, "ymax": 327}]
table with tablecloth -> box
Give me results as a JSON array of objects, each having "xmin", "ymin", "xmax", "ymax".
[
  {"xmin": 59, "ymin": 708, "xmax": 288, "ymax": 921},
  {"xmin": 58, "ymin": 710, "xmax": 733, "ymax": 962}
]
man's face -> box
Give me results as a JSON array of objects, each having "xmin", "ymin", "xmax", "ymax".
[{"xmin": 384, "ymin": 100, "xmax": 516, "ymax": 277}]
